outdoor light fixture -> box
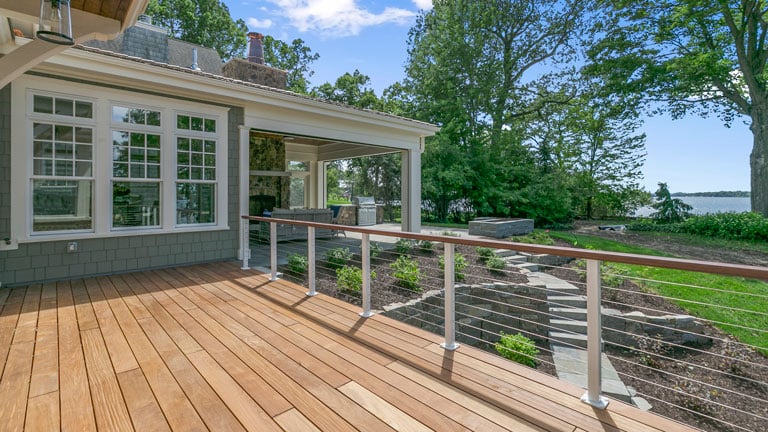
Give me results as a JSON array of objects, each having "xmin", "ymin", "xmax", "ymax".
[{"xmin": 37, "ymin": 0, "xmax": 74, "ymax": 45}]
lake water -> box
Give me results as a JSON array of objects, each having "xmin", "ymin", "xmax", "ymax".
[{"xmin": 633, "ymin": 196, "xmax": 751, "ymax": 217}]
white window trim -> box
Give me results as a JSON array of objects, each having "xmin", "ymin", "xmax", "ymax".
[{"xmin": 10, "ymin": 76, "xmax": 229, "ymax": 243}]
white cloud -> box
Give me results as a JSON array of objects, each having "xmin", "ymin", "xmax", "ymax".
[
  {"xmin": 266, "ymin": 0, "xmax": 416, "ymax": 37},
  {"xmin": 247, "ymin": 17, "xmax": 274, "ymax": 29},
  {"xmin": 412, "ymin": 0, "xmax": 433, "ymax": 10}
]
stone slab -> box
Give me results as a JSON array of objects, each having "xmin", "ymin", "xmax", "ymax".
[{"xmin": 468, "ymin": 218, "xmax": 534, "ymax": 238}]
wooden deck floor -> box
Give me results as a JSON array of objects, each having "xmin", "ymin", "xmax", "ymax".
[{"xmin": 0, "ymin": 262, "xmax": 697, "ymax": 431}]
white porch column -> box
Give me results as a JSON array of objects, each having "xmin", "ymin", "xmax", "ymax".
[
  {"xmin": 238, "ymin": 126, "xmax": 250, "ymax": 261},
  {"xmin": 313, "ymin": 161, "xmax": 327, "ymax": 209},
  {"xmin": 401, "ymin": 148, "xmax": 422, "ymax": 233}
]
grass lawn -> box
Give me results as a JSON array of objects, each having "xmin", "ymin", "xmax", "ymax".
[{"xmin": 549, "ymin": 231, "xmax": 768, "ymax": 352}]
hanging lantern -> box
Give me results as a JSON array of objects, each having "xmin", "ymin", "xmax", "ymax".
[{"xmin": 37, "ymin": 0, "xmax": 74, "ymax": 45}]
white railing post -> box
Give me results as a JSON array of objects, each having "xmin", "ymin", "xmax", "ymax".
[
  {"xmin": 270, "ymin": 221, "xmax": 278, "ymax": 281},
  {"xmin": 441, "ymin": 242, "xmax": 459, "ymax": 351},
  {"xmin": 360, "ymin": 233, "xmax": 372, "ymax": 318},
  {"xmin": 307, "ymin": 226, "xmax": 317, "ymax": 297},
  {"xmin": 240, "ymin": 218, "xmax": 250, "ymax": 270},
  {"xmin": 581, "ymin": 259, "xmax": 609, "ymax": 409}
]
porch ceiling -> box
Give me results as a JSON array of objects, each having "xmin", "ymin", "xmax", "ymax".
[{"xmin": 285, "ymin": 135, "xmax": 404, "ymax": 162}]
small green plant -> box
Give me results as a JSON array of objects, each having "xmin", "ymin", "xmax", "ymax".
[
  {"xmin": 495, "ymin": 332, "xmax": 539, "ymax": 367},
  {"xmin": 417, "ymin": 240, "xmax": 434, "ymax": 252},
  {"xmin": 475, "ymin": 246, "xmax": 496, "ymax": 263},
  {"xmin": 441, "ymin": 230, "xmax": 460, "ymax": 237},
  {"xmin": 369, "ymin": 241, "xmax": 383, "ymax": 258},
  {"xmin": 389, "ymin": 255, "xmax": 422, "ymax": 291},
  {"xmin": 439, "ymin": 252, "xmax": 468, "ymax": 281},
  {"xmin": 325, "ymin": 247, "xmax": 353, "ymax": 269},
  {"xmin": 510, "ymin": 231, "xmax": 555, "ymax": 245},
  {"xmin": 287, "ymin": 253, "xmax": 308, "ymax": 274},
  {"xmin": 486, "ymin": 255, "xmax": 507, "ymax": 272},
  {"xmin": 634, "ymin": 335, "xmax": 668, "ymax": 369},
  {"xmin": 395, "ymin": 238, "xmax": 416, "ymax": 254},
  {"xmin": 336, "ymin": 265, "xmax": 375, "ymax": 293}
]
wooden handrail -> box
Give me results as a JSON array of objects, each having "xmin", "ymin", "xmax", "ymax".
[{"xmin": 242, "ymin": 215, "xmax": 768, "ymax": 280}]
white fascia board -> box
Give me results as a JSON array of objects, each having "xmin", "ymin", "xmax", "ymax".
[{"xmin": 33, "ymin": 48, "xmax": 439, "ymax": 138}]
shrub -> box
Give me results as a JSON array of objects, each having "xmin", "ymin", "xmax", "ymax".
[
  {"xmin": 389, "ymin": 256, "xmax": 422, "ymax": 291},
  {"xmin": 441, "ymin": 230, "xmax": 460, "ymax": 237},
  {"xmin": 486, "ymin": 255, "xmax": 507, "ymax": 272},
  {"xmin": 336, "ymin": 265, "xmax": 375, "ymax": 293},
  {"xmin": 439, "ymin": 253, "xmax": 468, "ymax": 281},
  {"xmin": 287, "ymin": 253, "xmax": 308, "ymax": 274},
  {"xmin": 495, "ymin": 332, "xmax": 539, "ymax": 367},
  {"xmin": 394, "ymin": 238, "xmax": 416, "ymax": 254},
  {"xmin": 369, "ymin": 241, "xmax": 383, "ymax": 258},
  {"xmin": 475, "ymin": 247, "xmax": 496, "ymax": 263},
  {"xmin": 510, "ymin": 231, "xmax": 554, "ymax": 245},
  {"xmin": 417, "ymin": 240, "xmax": 434, "ymax": 252},
  {"xmin": 325, "ymin": 247, "xmax": 353, "ymax": 269}
]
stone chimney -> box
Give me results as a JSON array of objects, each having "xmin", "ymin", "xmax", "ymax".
[{"xmin": 247, "ymin": 32, "xmax": 265, "ymax": 64}]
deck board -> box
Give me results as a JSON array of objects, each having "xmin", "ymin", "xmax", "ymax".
[{"xmin": 0, "ymin": 261, "xmax": 700, "ymax": 432}]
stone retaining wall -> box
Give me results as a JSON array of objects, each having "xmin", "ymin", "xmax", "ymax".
[{"xmin": 603, "ymin": 309, "xmax": 712, "ymax": 347}]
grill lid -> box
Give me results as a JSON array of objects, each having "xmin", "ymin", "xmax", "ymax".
[{"xmin": 352, "ymin": 196, "xmax": 375, "ymax": 206}]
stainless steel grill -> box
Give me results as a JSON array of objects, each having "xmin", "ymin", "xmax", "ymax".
[{"xmin": 352, "ymin": 196, "xmax": 376, "ymax": 226}]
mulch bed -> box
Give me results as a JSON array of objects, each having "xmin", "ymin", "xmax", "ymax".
[{"xmin": 279, "ymin": 239, "xmax": 767, "ymax": 431}]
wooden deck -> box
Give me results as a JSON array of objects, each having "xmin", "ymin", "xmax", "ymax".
[{"xmin": 0, "ymin": 262, "xmax": 697, "ymax": 431}]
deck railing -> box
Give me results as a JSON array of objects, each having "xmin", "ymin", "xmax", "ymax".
[{"xmin": 241, "ymin": 215, "xmax": 768, "ymax": 432}]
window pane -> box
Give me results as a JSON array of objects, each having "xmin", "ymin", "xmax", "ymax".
[
  {"xmin": 191, "ymin": 167, "xmax": 202, "ymax": 180},
  {"xmin": 34, "ymin": 123, "xmax": 53, "ymax": 140},
  {"xmin": 290, "ymin": 177, "xmax": 306, "ymax": 208},
  {"xmin": 112, "ymin": 182, "xmax": 160, "ymax": 228},
  {"xmin": 147, "ymin": 111, "xmax": 161, "ymax": 126},
  {"xmin": 55, "ymin": 125, "xmax": 73, "ymax": 142},
  {"xmin": 33, "ymin": 180, "xmax": 92, "ymax": 232},
  {"xmin": 55, "ymin": 160, "xmax": 73, "ymax": 176},
  {"xmin": 204, "ymin": 154, "xmax": 215, "ymax": 167},
  {"xmin": 55, "ymin": 143, "xmax": 73, "ymax": 159},
  {"xmin": 204, "ymin": 119, "xmax": 216, "ymax": 132},
  {"xmin": 177, "ymin": 137, "xmax": 190, "ymax": 151},
  {"xmin": 177, "ymin": 152, "xmax": 189, "ymax": 165},
  {"xmin": 113, "ymin": 147, "xmax": 128, "ymax": 162},
  {"xmin": 147, "ymin": 134, "xmax": 160, "ymax": 149},
  {"xmin": 130, "ymin": 147, "xmax": 145, "ymax": 162},
  {"xmin": 177, "ymin": 167, "xmax": 189, "ymax": 179},
  {"xmin": 76, "ymin": 161, "xmax": 92, "ymax": 177},
  {"xmin": 75, "ymin": 127, "xmax": 92, "ymax": 143},
  {"xmin": 112, "ymin": 106, "xmax": 129, "ymax": 123},
  {"xmin": 147, "ymin": 164, "xmax": 160, "ymax": 179},
  {"xmin": 176, "ymin": 183, "xmax": 215, "ymax": 224},
  {"xmin": 146, "ymin": 149, "xmax": 160, "ymax": 164},
  {"xmin": 76, "ymin": 144, "xmax": 92, "ymax": 161},
  {"xmin": 33, "ymin": 159, "xmax": 54, "ymax": 176},
  {"xmin": 204, "ymin": 140, "xmax": 216, "ymax": 153},
  {"xmin": 130, "ymin": 132, "xmax": 145, "ymax": 147},
  {"xmin": 130, "ymin": 163, "xmax": 145, "ymax": 178},
  {"xmin": 191, "ymin": 116, "xmax": 203, "ymax": 131},
  {"xmin": 191, "ymin": 139, "xmax": 203, "ymax": 152},
  {"xmin": 204, "ymin": 168, "xmax": 215, "ymax": 180},
  {"xmin": 130, "ymin": 109, "xmax": 146, "ymax": 124},
  {"xmin": 191, "ymin": 153, "xmax": 203, "ymax": 166},
  {"xmin": 113, "ymin": 162, "xmax": 128, "ymax": 177},
  {"xmin": 113, "ymin": 131, "xmax": 129, "ymax": 146},
  {"xmin": 75, "ymin": 101, "xmax": 93, "ymax": 118},
  {"xmin": 34, "ymin": 141, "xmax": 53, "ymax": 158},
  {"xmin": 34, "ymin": 96, "xmax": 53, "ymax": 114},
  {"xmin": 55, "ymin": 98, "xmax": 74, "ymax": 116},
  {"xmin": 177, "ymin": 115, "xmax": 190, "ymax": 129}
]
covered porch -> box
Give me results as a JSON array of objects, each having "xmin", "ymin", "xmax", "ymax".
[{"xmin": 0, "ymin": 261, "xmax": 693, "ymax": 431}]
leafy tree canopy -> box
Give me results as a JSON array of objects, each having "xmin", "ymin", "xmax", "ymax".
[
  {"xmin": 145, "ymin": 0, "xmax": 247, "ymax": 60},
  {"xmin": 263, "ymin": 35, "xmax": 320, "ymax": 94}
]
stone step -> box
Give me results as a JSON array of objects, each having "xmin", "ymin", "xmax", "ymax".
[
  {"xmin": 547, "ymin": 295, "xmax": 587, "ymax": 309},
  {"xmin": 494, "ymin": 249, "xmax": 518, "ymax": 257},
  {"xmin": 512, "ymin": 262, "xmax": 539, "ymax": 272},
  {"xmin": 549, "ymin": 331, "xmax": 588, "ymax": 349},
  {"xmin": 549, "ymin": 307, "xmax": 588, "ymax": 321},
  {"xmin": 550, "ymin": 318, "xmax": 588, "ymax": 335},
  {"xmin": 552, "ymin": 345, "xmax": 632, "ymax": 403},
  {"xmin": 504, "ymin": 255, "xmax": 529, "ymax": 263}
]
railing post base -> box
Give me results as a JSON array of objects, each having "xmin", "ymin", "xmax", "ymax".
[
  {"xmin": 580, "ymin": 392, "xmax": 610, "ymax": 410},
  {"xmin": 440, "ymin": 342, "xmax": 460, "ymax": 351},
  {"xmin": 359, "ymin": 311, "xmax": 373, "ymax": 319}
]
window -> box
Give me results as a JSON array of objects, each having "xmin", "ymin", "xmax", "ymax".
[
  {"xmin": 111, "ymin": 106, "xmax": 162, "ymax": 228},
  {"xmin": 176, "ymin": 114, "xmax": 217, "ymax": 224},
  {"xmin": 30, "ymin": 96, "xmax": 94, "ymax": 233}
]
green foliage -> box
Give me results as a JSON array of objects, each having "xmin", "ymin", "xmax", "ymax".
[
  {"xmin": 629, "ymin": 212, "xmax": 768, "ymax": 242},
  {"xmin": 486, "ymin": 255, "xmax": 507, "ymax": 272},
  {"xmin": 262, "ymin": 35, "xmax": 319, "ymax": 94},
  {"xmin": 287, "ymin": 253, "xmax": 308, "ymax": 274},
  {"xmin": 475, "ymin": 247, "xmax": 497, "ymax": 262},
  {"xmin": 510, "ymin": 231, "xmax": 555, "ymax": 245},
  {"xmin": 394, "ymin": 238, "xmax": 416, "ymax": 254},
  {"xmin": 389, "ymin": 256, "xmax": 422, "ymax": 291},
  {"xmin": 439, "ymin": 253, "xmax": 468, "ymax": 281},
  {"xmin": 146, "ymin": 0, "xmax": 247, "ymax": 59},
  {"xmin": 416, "ymin": 240, "xmax": 434, "ymax": 252},
  {"xmin": 650, "ymin": 182, "xmax": 692, "ymax": 223},
  {"xmin": 369, "ymin": 241, "xmax": 383, "ymax": 258},
  {"xmin": 325, "ymin": 247, "xmax": 352, "ymax": 269},
  {"xmin": 495, "ymin": 332, "xmax": 539, "ymax": 367},
  {"xmin": 336, "ymin": 265, "xmax": 375, "ymax": 293}
]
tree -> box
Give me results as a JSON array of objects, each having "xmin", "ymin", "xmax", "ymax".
[
  {"xmin": 145, "ymin": 0, "xmax": 247, "ymax": 60},
  {"xmin": 587, "ymin": 1, "xmax": 768, "ymax": 215},
  {"xmin": 404, "ymin": 0, "xmax": 588, "ymax": 222},
  {"xmin": 262, "ymin": 36, "xmax": 320, "ymax": 94},
  {"xmin": 312, "ymin": 70, "xmax": 380, "ymax": 109},
  {"xmin": 651, "ymin": 182, "xmax": 692, "ymax": 223}
]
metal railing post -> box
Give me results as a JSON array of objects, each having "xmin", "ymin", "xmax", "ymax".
[
  {"xmin": 270, "ymin": 221, "xmax": 278, "ymax": 281},
  {"xmin": 307, "ymin": 226, "xmax": 317, "ymax": 297},
  {"xmin": 441, "ymin": 242, "xmax": 459, "ymax": 351},
  {"xmin": 360, "ymin": 233, "xmax": 372, "ymax": 318},
  {"xmin": 581, "ymin": 259, "xmax": 609, "ymax": 409},
  {"xmin": 240, "ymin": 218, "xmax": 250, "ymax": 270}
]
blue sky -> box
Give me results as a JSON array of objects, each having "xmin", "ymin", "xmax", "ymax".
[{"xmin": 225, "ymin": 0, "xmax": 752, "ymax": 193}]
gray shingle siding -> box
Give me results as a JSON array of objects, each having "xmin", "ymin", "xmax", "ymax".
[{"xmin": 0, "ymin": 86, "xmax": 243, "ymax": 286}]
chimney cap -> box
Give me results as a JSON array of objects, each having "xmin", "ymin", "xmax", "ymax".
[{"xmin": 247, "ymin": 32, "xmax": 264, "ymax": 40}]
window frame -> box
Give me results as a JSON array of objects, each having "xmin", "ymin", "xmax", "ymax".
[{"xmin": 10, "ymin": 77, "xmax": 229, "ymax": 243}]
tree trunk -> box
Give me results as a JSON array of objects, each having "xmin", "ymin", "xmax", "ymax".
[{"xmin": 750, "ymin": 109, "xmax": 768, "ymax": 216}]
